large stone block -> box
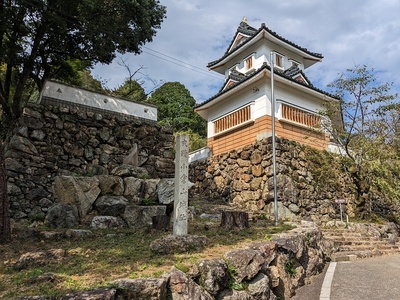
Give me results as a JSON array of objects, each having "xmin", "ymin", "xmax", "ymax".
[
  {"xmin": 96, "ymin": 175, "xmax": 124, "ymax": 196},
  {"xmin": 122, "ymin": 205, "xmax": 166, "ymax": 228},
  {"xmin": 112, "ymin": 278, "xmax": 168, "ymax": 300},
  {"xmin": 45, "ymin": 203, "xmax": 79, "ymax": 228},
  {"xmin": 52, "ymin": 176, "xmax": 101, "ymax": 218},
  {"xmin": 157, "ymin": 178, "xmax": 175, "ymax": 205},
  {"xmin": 94, "ymin": 195, "xmax": 128, "ymax": 216},
  {"xmin": 169, "ymin": 267, "xmax": 213, "ymax": 300},
  {"xmin": 223, "ymin": 249, "xmax": 265, "ymax": 283}
]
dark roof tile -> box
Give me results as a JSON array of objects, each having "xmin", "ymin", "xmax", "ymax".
[
  {"xmin": 208, "ymin": 22, "xmax": 323, "ymax": 68},
  {"xmin": 195, "ymin": 63, "xmax": 339, "ymax": 109}
]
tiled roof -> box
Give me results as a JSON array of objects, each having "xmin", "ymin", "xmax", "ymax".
[
  {"xmin": 283, "ymin": 66, "xmax": 311, "ymax": 84},
  {"xmin": 195, "ymin": 63, "xmax": 339, "ymax": 109},
  {"xmin": 207, "ymin": 22, "xmax": 323, "ymax": 68},
  {"xmin": 226, "ymin": 69, "xmax": 247, "ymax": 83}
]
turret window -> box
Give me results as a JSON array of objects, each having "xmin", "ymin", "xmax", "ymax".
[
  {"xmin": 245, "ymin": 57, "xmax": 253, "ymax": 70},
  {"xmin": 275, "ymin": 53, "xmax": 284, "ymax": 69},
  {"xmin": 290, "ymin": 60, "xmax": 300, "ymax": 68}
]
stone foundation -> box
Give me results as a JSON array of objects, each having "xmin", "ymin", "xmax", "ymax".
[{"xmin": 6, "ymin": 103, "xmax": 175, "ymax": 220}]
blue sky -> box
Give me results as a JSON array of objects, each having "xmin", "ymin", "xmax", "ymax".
[{"xmin": 91, "ymin": 0, "xmax": 400, "ymax": 103}]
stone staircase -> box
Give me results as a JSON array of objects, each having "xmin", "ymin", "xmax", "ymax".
[{"xmin": 320, "ymin": 222, "xmax": 400, "ymax": 262}]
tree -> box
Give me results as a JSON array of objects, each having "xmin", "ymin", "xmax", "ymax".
[
  {"xmin": 148, "ymin": 82, "xmax": 207, "ymax": 137},
  {"xmin": 324, "ymin": 65, "xmax": 399, "ymax": 218},
  {"xmin": 0, "ymin": 0, "xmax": 166, "ymax": 242},
  {"xmin": 112, "ymin": 59, "xmax": 164, "ymax": 101},
  {"xmin": 113, "ymin": 79, "xmax": 147, "ymax": 102}
]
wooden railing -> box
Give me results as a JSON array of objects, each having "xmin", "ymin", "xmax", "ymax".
[
  {"xmin": 281, "ymin": 104, "xmax": 320, "ymax": 127},
  {"xmin": 214, "ymin": 105, "xmax": 251, "ymax": 134}
]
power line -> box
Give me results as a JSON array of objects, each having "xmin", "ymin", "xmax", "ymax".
[
  {"xmin": 141, "ymin": 48, "xmax": 224, "ymax": 80},
  {"xmin": 143, "ymin": 46, "xmax": 223, "ymax": 77}
]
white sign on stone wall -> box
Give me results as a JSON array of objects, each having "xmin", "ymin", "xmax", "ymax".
[{"xmin": 39, "ymin": 80, "xmax": 157, "ymax": 121}]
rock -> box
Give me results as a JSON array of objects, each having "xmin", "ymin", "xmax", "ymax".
[
  {"xmin": 64, "ymin": 142, "xmax": 84, "ymax": 156},
  {"xmin": 41, "ymin": 231, "xmax": 64, "ymax": 240},
  {"xmin": 157, "ymin": 178, "xmax": 175, "ymax": 205},
  {"xmin": 7, "ymin": 182, "xmax": 22, "ymax": 195},
  {"xmin": 8, "ymin": 135, "xmax": 38, "ymax": 155},
  {"xmin": 142, "ymin": 179, "xmax": 160, "ymax": 200},
  {"xmin": 264, "ymin": 202, "xmax": 297, "ymax": 221},
  {"xmin": 169, "ymin": 267, "xmax": 213, "ymax": 300},
  {"xmin": 123, "ymin": 143, "xmax": 139, "ymax": 166},
  {"xmin": 65, "ymin": 229, "xmax": 93, "ymax": 239},
  {"xmin": 155, "ymin": 158, "xmax": 175, "ymax": 174},
  {"xmin": 45, "ymin": 203, "xmax": 79, "ymax": 228},
  {"xmin": 248, "ymin": 242, "xmax": 277, "ymax": 266},
  {"xmin": 197, "ymin": 258, "xmax": 229, "ymax": 295},
  {"xmin": 52, "ymin": 176, "xmax": 101, "ymax": 218},
  {"xmin": 223, "ymin": 249, "xmax": 265, "ymax": 283},
  {"xmin": 87, "ymin": 164, "xmax": 109, "ymax": 176},
  {"xmin": 5, "ymin": 158, "xmax": 27, "ymax": 173},
  {"xmin": 94, "ymin": 195, "xmax": 127, "ymax": 216},
  {"xmin": 272, "ymin": 235, "xmax": 305, "ymax": 260},
  {"xmin": 61, "ymin": 288, "xmax": 117, "ymax": 300},
  {"xmin": 26, "ymin": 187, "xmax": 49, "ymax": 201},
  {"xmin": 112, "ymin": 278, "xmax": 168, "ymax": 300},
  {"xmin": 217, "ymin": 290, "xmax": 252, "ymax": 300},
  {"xmin": 289, "ymin": 204, "xmax": 300, "ymax": 213},
  {"xmin": 14, "ymin": 249, "xmax": 65, "ymax": 270},
  {"xmin": 123, "ymin": 177, "xmax": 143, "ymax": 203},
  {"xmin": 28, "ymin": 272, "xmax": 58, "ymax": 284},
  {"xmin": 96, "ymin": 175, "xmax": 124, "ymax": 196},
  {"xmin": 31, "ymin": 130, "xmax": 46, "ymax": 141},
  {"xmin": 111, "ymin": 164, "xmax": 149, "ymax": 178},
  {"xmin": 247, "ymin": 273, "xmax": 272, "ymax": 299},
  {"xmin": 122, "ymin": 205, "xmax": 166, "ymax": 228},
  {"xmin": 150, "ymin": 235, "xmax": 208, "ymax": 255},
  {"xmin": 90, "ymin": 216, "xmax": 124, "ymax": 229},
  {"xmin": 251, "ymin": 165, "xmax": 264, "ymax": 177}
]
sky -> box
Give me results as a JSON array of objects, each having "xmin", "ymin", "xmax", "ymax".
[{"xmin": 91, "ymin": 0, "xmax": 400, "ymax": 104}]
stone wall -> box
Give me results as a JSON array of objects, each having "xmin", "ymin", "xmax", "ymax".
[
  {"xmin": 6, "ymin": 102, "xmax": 175, "ymax": 220},
  {"xmin": 16, "ymin": 222, "xmax": 330, "ymax": 299},
  {"xmin": 190, "ymin": 137, "xmax": 357, "ymax": 222}
]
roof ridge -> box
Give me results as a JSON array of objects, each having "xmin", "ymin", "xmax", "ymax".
[
  {"xmin": 207, "ymin": 21, "xmax": 323, "ymax": 68},
  {"xmin": 196, "ymin": 64, "xmax": 339, "ymax": 109}
]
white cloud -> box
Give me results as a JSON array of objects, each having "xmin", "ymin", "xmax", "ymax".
[{"xmin": 91, "ymin": 0, "xmax": 400, "ymax": 102}]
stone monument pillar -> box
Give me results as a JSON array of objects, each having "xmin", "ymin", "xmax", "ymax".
[{"xmin": 173, "ymin": 134, "xmax": 189, "ymax": 236}]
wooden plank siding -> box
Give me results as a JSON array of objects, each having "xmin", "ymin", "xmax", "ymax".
[{"xmin": 208, "ymin": 115, "xmax": 329, "ymax": 156}]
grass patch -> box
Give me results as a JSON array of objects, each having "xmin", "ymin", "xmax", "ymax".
[{"xmin": 0, "ymin": 215, "xmax": 293, "ymax": 299}]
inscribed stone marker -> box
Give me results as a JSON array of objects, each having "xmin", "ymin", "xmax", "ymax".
[{"xmin": 173, "ymin": 134, "xmax": 189, "ymax": 236}]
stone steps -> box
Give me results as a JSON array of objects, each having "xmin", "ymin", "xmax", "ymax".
[{"xmin": 321, "ymin": 224, "xmax": 400, "ymax": 262}]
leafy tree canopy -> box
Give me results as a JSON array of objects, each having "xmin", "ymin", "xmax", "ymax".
[
  {"xmin": 148, "ymin": 82, "xmax": 207, "ymax": 137},
  {"xmin": 0, "ymin": 0, "xmax": 166, "ymax": 124},
  {"xmin": 323, "ymin": 65, "xmax": 399, "ymax": 219}
]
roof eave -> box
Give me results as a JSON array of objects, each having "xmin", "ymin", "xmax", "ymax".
[
  {"xmin": 196, "ymin": 65, "xmax": 339, "ymax": 111},
  {"xmin": 208, "ymin": 27, "xmax": 323, "ymax": 69}
]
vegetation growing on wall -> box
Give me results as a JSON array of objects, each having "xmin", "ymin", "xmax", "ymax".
[{"xmin": 322, "ymin": 65, "xmax": 399, "ymax": 219}]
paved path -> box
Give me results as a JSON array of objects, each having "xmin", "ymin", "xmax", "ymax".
[{"xmin": 291, "ymin": 254, "xmax": 400, "ymax": 300}]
